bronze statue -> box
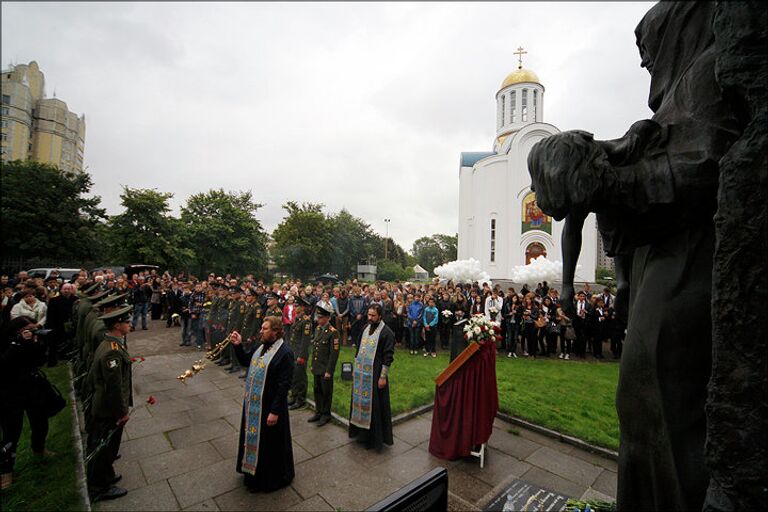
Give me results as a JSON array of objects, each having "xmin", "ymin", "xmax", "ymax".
[{"xmin": 529, "ymin": 2, "xmax": 766, "ymax": 510}]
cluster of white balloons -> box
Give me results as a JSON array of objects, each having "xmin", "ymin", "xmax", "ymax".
[
  {"xmin": 434, "ymin": 258, "xmax": 493, "ymax": 286},
  {"xmin": 510, "ymin": 255, "xmax": 572, "ymax": 284}
]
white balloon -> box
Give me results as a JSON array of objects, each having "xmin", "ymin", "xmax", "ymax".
[
  {"xmin": 510, "ymin": 256, "xmax": 580, "ymax": 284},
  {"xmin": 434, "ymin": 258, "xmax": 493, "ymax": 287}
]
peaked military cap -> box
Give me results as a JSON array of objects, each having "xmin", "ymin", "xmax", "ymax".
[
  {"xmin": 315, "ymin": 303, "xmax": 333, "ymax": 317},
  {"xmin": 93, "ymin": 293, "xmax": 128, "ymax": 310},
  {"xmin": 297, "ymin": 296, "xmax": 311, "ymax": 307},
  {"xmin": 98, "ymin": 305, "xmax": 133, "ymax": 324},
  {"xmin": 89, "ymin": 289, "xmax": 111, "ymax": 302}
]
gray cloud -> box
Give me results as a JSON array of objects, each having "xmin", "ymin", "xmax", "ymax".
[{"xmin": 2, "ymin": 1, "xmax": 655, "ymax": 251}]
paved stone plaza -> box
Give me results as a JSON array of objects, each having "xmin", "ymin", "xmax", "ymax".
[{"xmin": 90, "ymin": 320, "xmax": 616, "ymax": 511}]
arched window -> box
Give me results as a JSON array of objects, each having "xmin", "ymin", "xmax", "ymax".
[
  {"xmin": 525, "ymin": 242, "xmax": 547, "ymax": 264},
  {"xmin": 500, "ymin": 95, "xmax": 506, "ymax": 127},
  {"xmin": 490, "ymin": 218, "xmax": 497, "ymax": 263},
  {"xmin": 510, "ymin": 91, "xmax": 516, "ymax": 123},
  {"xmin": 522, "ymin": 89, "xmax": 528, "ymax": 122},
  {"xmin": 532, "ymin": 90, "xmax": 537, "ymax": 120}
]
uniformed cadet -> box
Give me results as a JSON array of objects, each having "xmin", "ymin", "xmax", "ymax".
[
  {"xmin": 223, "ymin": 287, "xmax": 247, "ymax": 373},
  {"xmin": 237, "ymin": 288, "xmax": 262, "ymax": 378},
  {"xmin": 209, "ymin": 285, "xmax": 230, "ymax": 355},
  {"xmin": 82, "ymin": 293, "xmax": 129, "ymax": 422},
  {"xmin": 86, "ymin": 306, "xmax": 133, "ymax": 502},
  {"xmin": 288, "ymin": 297, "xmax": 312, "ymax": 410},
  {"xmin": 73, "ymin": 287, "xmax": 110, "ymax": 396},
  {"xmin": 307, "ymin": 303, "xmax": 340, "ymax": 426},
  {"xmin": 265, "ymin": 292, "xmax": 283, "ymax": 318}
]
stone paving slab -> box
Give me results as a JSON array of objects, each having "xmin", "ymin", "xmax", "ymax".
[
  {"xmin": 592, "ymin": 468, "xmax": 618, "ymax": 497},
  {"xmin": 96, "ymin": 480, "xmax": 180, "ymax": 511},
  {"xmin": 167, "ymin": 457, "xmax": 241, "ymax": 509},
  {"xmin": 140, "ymin": 442, "xmax": 222, "ymax": 484},
  {"xmin": 94, "ymin": 319, "xmax": 616, "ymax": 511},
  {"xmin": 290, "ymin": 494, "xmax": 334, "ymax": 511},
  {"xmin": 525, "ymin": 445, "xmax": 604, "ymax": 488}
]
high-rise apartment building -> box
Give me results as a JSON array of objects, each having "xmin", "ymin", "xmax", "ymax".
[{"xmin": 1, "ymin": 61, "xmax": 85, "ymax": 173}]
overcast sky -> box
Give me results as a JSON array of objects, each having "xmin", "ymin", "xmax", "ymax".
[{"xmin": 2, "ymin": 1, "xmax": 655, "ymax": 251}]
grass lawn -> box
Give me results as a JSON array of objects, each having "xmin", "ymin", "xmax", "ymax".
[
  {"xmin": 323, "ymin": 346, "xmax": 620, "ymax": 451},
  {"xmin": 2, "ymin": 364, "xmax": 83, "ymax": 512},
  {"xmin": 495, "ymin": 356, "xmax": 620, "ymax": 451}
]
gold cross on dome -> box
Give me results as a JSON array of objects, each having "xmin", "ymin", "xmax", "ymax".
[{"xmin": 514, "ymin": 46, "xmax": 527, "ymax": 69}]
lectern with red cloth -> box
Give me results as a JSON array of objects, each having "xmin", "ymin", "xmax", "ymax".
[{"xmin": 428, "ymin": 341, "xmax": 498, "ymax": 462}]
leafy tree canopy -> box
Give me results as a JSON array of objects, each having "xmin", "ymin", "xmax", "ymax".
[
  {"xmin": 412, "ymin": 233, "xmax": 458, "ymax": 274},
  {"xmin": 180, "ymin": 189, "xmax": 267, "ymax": 277},
  {"xmin": 106, "ymin": 187, "xmax": 192, "ymax": 270},
  {"xmin": 271, "ymin": 202, "xmax": 333, "ymax": 280},
  {"xmin": 1, "ymin": 160, "xmax": 106, "ymax": 262}
]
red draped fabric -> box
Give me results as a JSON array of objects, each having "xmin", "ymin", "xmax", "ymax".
[{"xmin": 428, "ymin": 341, "xmax": 499, "ymax": 460}]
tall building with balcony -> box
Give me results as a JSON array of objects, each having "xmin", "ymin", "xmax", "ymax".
[{"xmin": 1, "ymin": 61, "xmax": 86, "ymax": 173}]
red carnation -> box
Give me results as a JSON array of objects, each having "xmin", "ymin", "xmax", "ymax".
[
  {"xmin": 146, "ymin": 395, "xmax": 157, "ymax": 405},
  {"xmin": 493, "ymin": 326, "xmax": 501, "ymax": 333},
  {"xmin": 496, "ymin": 335, "xmax": 503, "ymax": 342},
  {"xmin": 463, "ymin": 334, "xmax": 468, "ymax": 341},
  {"xmin": 131, "ymin": 356, "xmax": 145, "ymax": 363}
]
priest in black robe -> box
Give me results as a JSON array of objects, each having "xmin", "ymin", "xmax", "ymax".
[
  {"xmin": 348, "ymin": 304, "xmax": 395, "ymax": 451},
  {"xmin": 231, "ymin": 315, "xmax": 295, "ymax": 493}
]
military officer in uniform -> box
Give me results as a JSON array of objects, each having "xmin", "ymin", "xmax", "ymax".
[
  {"xmin": 224, "ymin": 287, "xmax": 247, "ymax": 374},
  {"xmin": 237, "ymin": 288, "xmax": 262, "ymax": 378},
  {"xmin": 308, "ymin": 304, "xmax": 339, "ymax": 426},
  {"xmin": 288, "ymin": 297, "xmax": 312, "ymax": 410},
  {"xmin": 86, "ymin": 306, "xmax": 133, "ymax": 502},
  {"xmin": 265, "ymin": 292, "xmax": 283, "ymax": 318}
]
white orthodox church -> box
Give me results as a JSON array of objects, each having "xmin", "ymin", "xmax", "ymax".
[{"xmin": 457, "ymin": 54, "xmax": 597, "ymax": 283}]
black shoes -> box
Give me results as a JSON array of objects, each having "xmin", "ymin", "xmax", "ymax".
[
  {"xmin": 316, "ymin": 416, "xmax": 331, "ymax": 427},
  {"xmin": 228, "ymin": 366, "xmax": 240, "ymax": 373},
  {"xmin": 288, "ymin": 401, "xmax": 305, "ymax": 410},
  {"xmin": 307, "ymin": 414, "xmax": 321, "ymax": 423},
  {"xmin": 91, "ymin": 486, "xmax": 128, "ymax": 502}
]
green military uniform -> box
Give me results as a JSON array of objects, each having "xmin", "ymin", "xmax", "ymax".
[
  {"xmin": 224, "ymin": 295, "xmax": 247, "ymax": 372},
  {"xmin": 86, "ymin": 320, "xmax": 133, "ymax": 496},
  {"xmin": 265, "ymin": 305, "xmax": 282, "ymax": 318},
  {"xmin": 310, "ymin": 320, "xmax": 340, "ymax": 421},
  {"xmin": 289, "ymin": 312, "xmax": 313, "ymax": 406},
  {"xmin": 211, "ymin": 295, "xmax": 230, "ymax": 348},
  {"xmin": 240, "ymin": 300, "xmax": 263, "ymax": 346}
]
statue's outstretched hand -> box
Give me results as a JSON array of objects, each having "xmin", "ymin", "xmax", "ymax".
[{"xmin": 528, "ymin": 130, "xmax": 607, "ymax": 220}]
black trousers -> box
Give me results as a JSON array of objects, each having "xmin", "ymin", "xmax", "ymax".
[
  {"xmin": 86, "ymin": 416, "xmax": 123, "ymax": 492},
  {"xmin": 0, "ymin": 403, "xmax": 49, "ymax": 473},
  {"xmin": 424, "ymin": 327, "xmax": 437, "ymax": 353},
  {"xmin": 313, "ymin": 375, "xmax": 333, "ymax": 416},
  {"xmin": 291, "ymin": 363, "xmax": 308, "ymax": 403}
]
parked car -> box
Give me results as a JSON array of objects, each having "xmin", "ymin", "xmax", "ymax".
[{"xmin": 26, "ymin": 267, "xmax": 82, "ymax": 282}]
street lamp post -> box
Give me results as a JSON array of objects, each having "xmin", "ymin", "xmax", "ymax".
[{"xmin": 384, "ymin": 219, "xmax": 391, "ymax": 260}]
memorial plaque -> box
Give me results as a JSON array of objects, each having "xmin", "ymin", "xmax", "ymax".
[{"xmin": 484, "ymin": 478, "xmax": 569, "ymax": 511}]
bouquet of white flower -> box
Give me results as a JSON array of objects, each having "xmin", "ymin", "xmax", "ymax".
[
  {"xmin": 441, "ymin": 309, "xmax": 454, "ymax": 318},
  {"xmin": 463, "ymin": 313, "xmax": 502, "ymax": 345}
]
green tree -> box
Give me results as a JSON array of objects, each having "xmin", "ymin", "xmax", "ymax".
[
  {"xmin": 1, "ymin": 160, "xmax": 106, "ymax": 262},
  {"xmin": 106, "ymin": 187, "xmax": 192, "ymax": 270},
  {"xmin": 271, "ymin": 202, "xmax": 332, "ymax": 279},
  {"xmin": 411, "ymin": 233, "xmax": 458, "ymax": 274},
  {"xmin": 376, "ymin": 259, "xmax": 414, "ymax": 281},
  {"xmin": 327, "ymin": 209, "xmax": 379, "ymax": 279},
  {"xmin": 180, "ymin": 189, "xmax": 268, "ymax": 277}
]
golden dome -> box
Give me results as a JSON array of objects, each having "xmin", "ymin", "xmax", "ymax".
[
  {"xmin": 496, "ymin": 134, "xmax": 508, "ymax": 148},
  {"xmin": 500, "ymin": 67, "xmax": 540, "ymax": 89}
]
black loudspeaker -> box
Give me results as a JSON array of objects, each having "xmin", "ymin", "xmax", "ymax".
[
  {"xmin": 366, "ymin": 467, "xmax": 448, "ymax": 512},
  {"xmin": 341, "ymin": 362, "xmax": 353, "ymax": 381}
]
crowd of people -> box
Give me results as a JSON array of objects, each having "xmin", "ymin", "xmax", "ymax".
[{"xmin": 0, "ymin": 265, "xmax": 624, "ymax": 495}]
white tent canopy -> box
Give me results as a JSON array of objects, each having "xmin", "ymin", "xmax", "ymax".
[{"xmin": 413, "ymin": 264, "xmax": 429, "ymax": 280}]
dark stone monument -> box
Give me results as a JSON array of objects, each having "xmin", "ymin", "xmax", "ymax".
[{"xmin": 526, "ymin": 2, "xmax": 767, "ymax": 511}]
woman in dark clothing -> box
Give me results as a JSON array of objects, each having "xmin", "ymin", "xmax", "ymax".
[
  {"xmin": 0, "ymin": 316, "xmax": 55, "ymax": 489},
  {"xmin": 150, "ymin": 277, "xmax": 163, "ymax": 320},
  {"xmin": 522, "ymin": 296, "xmax": 539, "ymax": 357}
]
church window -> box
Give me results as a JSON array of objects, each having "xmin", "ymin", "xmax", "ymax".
[
  {"xmin": 522, "ymin": 89, "xmax": 528, "ymax": 122},
  {"xmin": 490, "ymin": 219, "xmax": 496, "ymax": 262},
  {"xmin": 510, "ymin": 91, "xmax": 516, "ymax": 123},
  {"xmin": 1, "ymin": 95, "xmax": 10, "ymax": 105},
  {"xmin": 532, "ymin": 90, "xmax": 537, "ymax": 120},
  {"xmin": 500, "ymin": 95, "xmax": 506, "ymax": 126}
]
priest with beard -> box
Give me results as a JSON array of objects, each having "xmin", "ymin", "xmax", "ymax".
[
  {"xmin": 348, "ymin": 304, "xmax": 395, "ymax": 451},
  {"xmin": 230, "ymin": 316, "xmax": 295, "ymax": 492}
]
